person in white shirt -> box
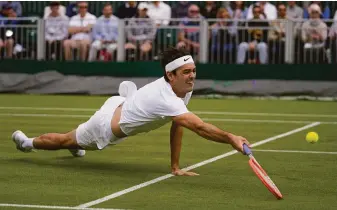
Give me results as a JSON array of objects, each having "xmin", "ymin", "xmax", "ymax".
[
  {"xmin": 63, "ymin": 1, "xmax": 96, "ymax": 61},
  {"xmin": 43, "ymin": 1, "xmax": 66, "ymax": 19},
  {"xmin": 147, "ymin": 1, "xmax": 171, "ymax": 26},
  {"xmin": 11, "ymin": 47, "xmax": 250, "ymax": 176},
  {"xmin": 246, "ymin": 1, "xmax": 277, "ymax": 20},
  {"xmin": 45, "ymin": 1, "xmax": 69, "ymax": 60}
]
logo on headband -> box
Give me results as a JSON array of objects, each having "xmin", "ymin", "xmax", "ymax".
[{"xmin": 184, "ymin": 57, "xmax": 190, "ymax": 62}]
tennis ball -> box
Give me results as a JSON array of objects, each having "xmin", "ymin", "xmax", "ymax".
[{"xmin": 306, "ymin": 132, "xmax": 319, "ymax": 143}]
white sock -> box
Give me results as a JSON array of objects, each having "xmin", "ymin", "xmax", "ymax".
[{"xmin": 22, "ymin": 138, "xmax": 35, "ymax": 149}]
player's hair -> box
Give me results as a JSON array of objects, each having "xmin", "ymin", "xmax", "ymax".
[{"xmin": 160, "ymin": 47, "xmax": 190, "ymax": 82}]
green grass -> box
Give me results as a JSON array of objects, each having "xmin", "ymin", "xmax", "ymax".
[{"xmin": 0, "ymin": 94, "xmax": 336, "ymax": 210}]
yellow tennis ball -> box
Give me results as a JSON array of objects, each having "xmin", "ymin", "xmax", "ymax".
[{"xmin": 306, "ymin": 132, "xmax": 319, "ymax": 143}]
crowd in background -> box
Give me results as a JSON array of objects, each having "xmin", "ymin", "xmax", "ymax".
[{"xmin": 1, "ymin": 1, "xmax": 337, "ymax": 64}]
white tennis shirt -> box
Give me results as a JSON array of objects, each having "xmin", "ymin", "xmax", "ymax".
[{"xmin": 119, "ymin": 77, "xmax": 192, "ymax": 136}]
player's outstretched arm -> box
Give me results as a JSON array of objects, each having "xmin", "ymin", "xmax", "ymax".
[
  {"xmin": 172, "ymin": 112, "xmax": 250, "ymax": 153},
  {"xmin": 170, "ymin": 121, "xmax": 199, "ymax": 176}
]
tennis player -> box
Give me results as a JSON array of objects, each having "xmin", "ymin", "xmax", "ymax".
[{"xmin": 12, "ymin": 47, "xmax": 250, "ymax": 176}]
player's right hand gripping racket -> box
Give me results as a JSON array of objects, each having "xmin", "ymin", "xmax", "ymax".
[{"xmin": 243, "ymin": 144, "xmax": 283, "ymax": 200}]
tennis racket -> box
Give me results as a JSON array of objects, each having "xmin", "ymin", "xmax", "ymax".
[{"xmin": 243, "ymin": 144, "xmax": 283, "ymax": 200}]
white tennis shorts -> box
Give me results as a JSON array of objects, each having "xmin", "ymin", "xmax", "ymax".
[{"xmin": 75, "ymin": 96, "xmax": 126, "ymax": 150}]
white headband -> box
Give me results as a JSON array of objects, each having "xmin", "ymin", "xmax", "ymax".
[{"xmin": 165, "ymin": 55, "xmax": 194, "ymax": 72}]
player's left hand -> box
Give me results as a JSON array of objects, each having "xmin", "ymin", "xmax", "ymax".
[{"xmin": 172, "ymin": 168, "xmax": 199, "ymax": 176}]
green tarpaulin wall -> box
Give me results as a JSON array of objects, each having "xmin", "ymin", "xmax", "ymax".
[{"xmin": 0, "ymin": 60, "xmax": 336, "ymax": 81}]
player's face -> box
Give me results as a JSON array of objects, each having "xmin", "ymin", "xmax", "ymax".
[{"xmin": 170, "ymin": 63, "xmax": 196, "ymax": 95}]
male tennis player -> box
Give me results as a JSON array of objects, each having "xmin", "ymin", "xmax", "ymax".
[{"xmin": 12, "ymin": 47, "xmax": 250, "ymax": 176}]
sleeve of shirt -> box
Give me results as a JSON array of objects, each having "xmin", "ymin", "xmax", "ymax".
[
  {"xmin": 162, "ymin": 5, "xmax": 171, "ymax": 26},
  {"xmin": 92, "ymin": 20, "xmax": 101, "ymax": 40},
  {"xmin": 89, "ymin": 15, "xmax": 97, "ymax": 25},
  {"xmin": 155, "ymin": 97, "xmax": 189, "ymax": 117},
  {"xmin": 60, "ymin": 17, "xmax": 69, "ymax": 40},
  {"xmin": 69, "ymin": 17, "xmax": 77, "ymax": 27}
]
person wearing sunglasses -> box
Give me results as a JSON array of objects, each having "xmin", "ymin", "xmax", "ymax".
[{"xmin": 63, "ymin": 1, "xmax": 96, "ymax": 61}]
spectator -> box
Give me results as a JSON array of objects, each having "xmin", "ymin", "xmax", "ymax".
[
  {"xmin": 0, "ymin": 4, "xmax": 18, "ymax": 58},
  {"xmin": 237, "ymin": 5, "xmax": 269, "ymax": 64},
  {"xmin": 268, "ymin": 3, "xmax": 287, "ymax": 63},
  {"xmin": 176, "ymin": 4, "xmax": 203, "ymax": 56},
  {"xmin": 125, "ymin": 3, "xmax": 156, "ymax": 59},
  {"xmin": 328, "ymin": 20, "xmax": 337, "ymax": 63},
  {"xmin": 200, "ymin": 1, "xmax": 218, "ymax": 19},
  {"xmin": 286, "ymin": 1, "xmax": 303, "ymax": 20},
  {"xmin": 116, "ymin": 1, "xmax": 138, "ymax": 19},
  {"xmin": 88, "ymin": 3, "xmax": 118, "ymax": 62},
  {"xmin": 66, "ymin": 1, "xmax": 78, "ymax": 18},
  {"xmin": 301, "ymin": 3, "xmax": 328, "ymax": 63},
  {"xmin": 63, "ymin": 1, "xmax": 96, "ymax": 61},
  {"xmin": 226, "ymin": 1, "xmax": 248, "ymax": 20},
  {"xmin": 209, "ymin": 8, "xmax": 237, "ymax": 64},
  {"xmin": 147, "ymin": 1, "xmax": 171, "ymax": 26},
  {"xmin": 45, "ymin": 1, "xmax": 69, "ymax": 60},
  {"xmin": 171, "ymin": 1, "xmax": 191, "ymax": 24},
  {"xmin": 0, "ymin": 1, "xmax": 22, "ymax": 17},
  {"xmin": 43, "ymin": 1, "xmax": 66, "ymax": 19},
  {"xmin": 246, "ymin": 1, "xmax": 277, "ymax": 20},
  {"xmin": 304, "ymin": 1, "xmax": 330, "ymax": 20}
]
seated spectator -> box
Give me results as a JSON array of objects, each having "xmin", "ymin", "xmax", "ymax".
[
  {"xmin": 226, "ymin": 1, "xmax": 248, "ymax": 20},
  {"xmin": 147, "ymin": 1, "xmax": 171, "ymax": 26},
  {"xmin": 0, "ymin": 1, "xmax": 21, "ymax": 16},
  {"xmin": 88, "ymin": 3, "xmax": 118, "ymax": 62},
  {"xmin": 301, "ymin": 4, "xmax": 328, "ymax": 63},
  {"xmin": 116, "ymin": 1, "xmax": 138, "ymax": 19},
  {"xmin": 200, "ymin": 1, "xmax": 218, "ymax": 19},
  {"xmin": 268, "ymin": 3, "xmax": 287, "ymax": 63},
  {"xmin": 45, "ymin": 1, "xmax": 69, "ymax": 60},
  {"xmin": 328, "ymin": 21, "xmax": 337, "ymax": 63},
  {"xmin": 209, "ymin": 8, "xmax": 237, "ymax": 63},
  {"xmin": 66, "ymin": 1, "xmax": 78, "ymax": 18},
  {"xmin": 43, "ymin": 1, "xmax": 66, "ymax": 19},
  {"xmin": 304, "ymin": 1, "xmax": 330, "ymax": 20},
  {"xmin": 171, "ymin": 1, "xmax": 191, "ymax": 25},
  {"xmin": 246, "ymin": 1, "xmax": 277, "ymax": 20},
  {"xmin": 63, "ymin": 1, "xmax": 96, "ymax": 61},
  {"xmin": 0, "ymin": 4, "xmax": 19, "ymax": 58},
  {"xmin": 237, "ymin": 5, "xmax": 269, "ymax": 64},
  {"xmin": 125, "ymin": 3, "xmax": 156, "ymax": 60},
  {"xmin": 176, "ymin": 4, "xmax": 203, "ymax": 56},
  {"xmin": 287, "ymin": 1, "xmax": 303, "ymax": 19}
]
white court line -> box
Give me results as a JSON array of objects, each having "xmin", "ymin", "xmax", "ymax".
[
  {"xmin": 77, "ymin": 122, "xmax": 320, "ymax": 208},
  {"xmin": 0, "ymin": 203, "xmax": 125, "ymax": 210},
  {"xmin": 253, "ymin": 149, "xmax": 337, "ymax": 155},
  {"xmin": 0, "ymin": 113, "xmax": 336, "ymax": 125},
  {"xmin": 0, "ymin": 106, "xmax": 337, "ymax": 118}
]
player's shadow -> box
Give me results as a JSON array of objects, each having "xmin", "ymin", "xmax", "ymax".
[{"xmin": 7, "ymin": 157, "xmax": 168, "ymax": 176}]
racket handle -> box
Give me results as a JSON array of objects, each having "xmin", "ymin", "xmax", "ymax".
[{"xmin": 243, "ymin": 143, "xmax": 252, "ymax": 156}]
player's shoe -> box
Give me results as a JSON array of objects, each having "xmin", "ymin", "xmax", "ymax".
[
  {"xmin": 11, "ymin": 130, "xmax": 33, "ymax": 153},
  {"xmin": 68, "ymin": 149, "xmax": 86, "ymax": 157}
]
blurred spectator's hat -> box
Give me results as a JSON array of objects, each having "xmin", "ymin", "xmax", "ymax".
[
  {"xmin": 138, "ymin": 2, "xmax": 148, "ymax": 10},
  {"xmin": 309, "ymin": 4, "xmax": 321, "ymax": 14}
]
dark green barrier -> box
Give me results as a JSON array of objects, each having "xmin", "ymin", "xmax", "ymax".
[{"xmin": 0, "ymin": 60, "xmax": 336, "ymax": 81}]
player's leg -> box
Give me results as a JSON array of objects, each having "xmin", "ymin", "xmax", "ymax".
[{"xmin": 12, "ymin": 129, "xmax": 85, "ymax": 157}]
